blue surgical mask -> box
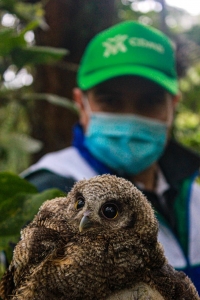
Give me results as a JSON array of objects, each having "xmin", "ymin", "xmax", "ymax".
[{"xmin": 84, "ymin": 112, "xmax": 168, "ymax": 175}]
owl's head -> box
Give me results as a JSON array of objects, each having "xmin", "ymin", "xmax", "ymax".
[{"xmin": 64, "ymin": 175, "xmax": 158, "ymax": 243}]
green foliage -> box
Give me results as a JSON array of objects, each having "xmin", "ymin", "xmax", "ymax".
[
  {"xmin": 12, "ymin": 46, "xmax": 68, "ymax": 69},
  {"xmin": 173, "ymin": 63, "xmax": 200, "ymax": 154},
  {"xmin": 117, "ymin": 0, "xmax": 164, "ymax": 30},
  {"xmin": 23, "ymin": 92, "xmax": 79, "ymax": 114},
  {"xmin": 0, "ymin": 99, "xmax": 43, "ymax": 172},
  {"xmin": 174, "ymin": 107, "xmax": 200, "ymax": 153},
  {"xmin": 185, "ymin": 25, "xmax": 200, "ymax": 46},
  {"xmin": 0, "ymin": 0, "xmax": 45, "ymax": 25},
  {"xmin": 0, "ymin": 172, "xmax": 65, "ymax": 272},
  {"xmin": 0, "ymin": 0, "xmax": 69, "ymax": 173}
]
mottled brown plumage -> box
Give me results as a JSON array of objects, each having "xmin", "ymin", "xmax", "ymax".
[{"xmin": 0, "ymin": 175, "xmax": 199, "ymax": 299}]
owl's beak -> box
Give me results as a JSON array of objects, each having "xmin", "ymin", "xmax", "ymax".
[{"xmin": 79, "ymin": 211, "xmax": 92, "ymax": 232}]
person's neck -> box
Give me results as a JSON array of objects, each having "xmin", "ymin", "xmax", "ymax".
[{"xmin": 130, "ymin": 163, "xmax": 158, "ymax": 192}]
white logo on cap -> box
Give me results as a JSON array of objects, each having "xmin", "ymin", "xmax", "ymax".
[
  {"xmin": 129, "ymin": 37, "xmax": 164, "ymax": 53},
  {"xmin": 103, "ymin": 34, "xmax": 128, "ymax": 57},
  {"xmin": 102, "ymin": 34, "xmax": 164, "ymax": 57}
]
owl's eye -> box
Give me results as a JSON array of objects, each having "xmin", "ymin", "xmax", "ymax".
[
  {"xmin": 101, "ymin": 203, "xmax": 118, "ymax": 219},
  {"xmin": 75, "ymin": 197, "xmax": 85, "ymax": 210}
]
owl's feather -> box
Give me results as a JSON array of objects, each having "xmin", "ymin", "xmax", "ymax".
[{"xmin": 0, "ymin": 175, "xmax": 199, "ymax": 299}]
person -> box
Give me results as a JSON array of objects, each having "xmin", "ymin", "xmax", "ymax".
[{"xmin": 22, "ymin": 21, "xmax": 200, "ymax": 292}]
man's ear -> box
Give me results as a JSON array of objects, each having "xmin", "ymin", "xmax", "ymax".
[
  {"xmin": 73, "ymin": 87, "xmax": 84, "ymax": 110},
  {"xmin": 172, "ymin": 92, "xmax": 181, "ymax": 108},
  {"xmin": 73, "ymin": 87, "xmax": 88, "ymax": 130}
]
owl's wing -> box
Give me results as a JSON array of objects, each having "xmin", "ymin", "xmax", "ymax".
[
  {"xmin": 152, "ymin": 263, "xmax": 199, "ymax": 300},
  {"xmin": 0, "ymin": 219, "xmax": 74, "ymax": 299},
  {"xmin": 173, "ymin": 270, "xmax": 199, "ymax": 299},
  {"xmin": 0, "ymin": 265, "xmax": 15, "ymax": 300}
]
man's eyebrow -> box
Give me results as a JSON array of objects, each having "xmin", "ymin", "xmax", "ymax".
[
  {"xmin": 94, "ymin": 89, "xmax": 121, "ymax": 96},
  {"xmin": 140, "ymin": 90, "xmax": 167, "ymax": 98}
]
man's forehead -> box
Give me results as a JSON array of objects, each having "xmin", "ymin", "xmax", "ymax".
[{"xmin": 90, "ymin": 76, "xmax": 167, "ymax": 95}]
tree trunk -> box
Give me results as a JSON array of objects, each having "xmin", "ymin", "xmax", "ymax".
[{"xmin": 29, "ymin": 0, "xmax": 118, "ymax": 162}]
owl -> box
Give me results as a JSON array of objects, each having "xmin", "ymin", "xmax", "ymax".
[{"xmin": 0, "ymin": 174, "xmax": 199, "ymax": 300}]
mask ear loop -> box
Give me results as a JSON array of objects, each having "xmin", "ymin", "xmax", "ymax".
[{"xmin": 83, "ymin": 94, "xmax": 92, "ymax": 116}]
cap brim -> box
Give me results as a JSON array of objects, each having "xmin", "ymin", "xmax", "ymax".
[{"xmin": 78, "ymin": 65, "xmax": 178, "ymax": 95}]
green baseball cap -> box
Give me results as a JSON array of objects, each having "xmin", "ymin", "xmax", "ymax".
[{"xmin": 77, "ymin": 21, "xmax": 178, "ymax": 95}]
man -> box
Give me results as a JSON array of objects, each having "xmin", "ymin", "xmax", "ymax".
[{"xmin": 23, "ymin": 21, "xmax": 200, "ymax": 292}]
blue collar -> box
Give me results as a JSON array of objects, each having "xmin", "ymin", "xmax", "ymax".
[{"xmin": 72, "ymin": 124, "xmax": 114, "ymax": 175}]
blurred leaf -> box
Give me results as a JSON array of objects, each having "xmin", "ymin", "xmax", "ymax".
[
  {"xmin": 0, "ymin": 172, "xmax": 65, "ymax": 261},
  {"xmin": 0, "ymin": 172, "xmax": 37, "ymax": 205},
  {"xmin": 0, "ymin": 133, "xmax": 43, "ymax": 153},
  {"xmin": 173, "ymin": 107, "xmax": 200, "ymax": 153},
  {"xmin": 11, "ymin": 46, "xmax": 69, "ymax": 68},
  {"xmin": 0, "ymin": 28, "xmax": 26, "ymax": 56},
  {"xmin": 14, "ymin": 2, "xmax": 44, "ymax": 24},
  {"xmin": 0, "ymin": 0, "xmax": 45, "ymax": 27},
  {"xmin": 0, "ymin": 0, "xmax": 16, "ymax": 12},
  {"xmin": 0, "ymin": 100, "xmax": 42, "ymax": 172},
  {"xmin": 23, "ymin": 93, "xmax": 79, "ymax": 114},
  {"xmin": 20, "ymin": 20, "xmax": 42, "ymax": 35},
  {"xmin": 0, "ymin": 190, "xmax": 65, "ymax": 235},
  {"xmin": 175, "ymin": 110, "xmax": 199, "ymax": 129}
]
